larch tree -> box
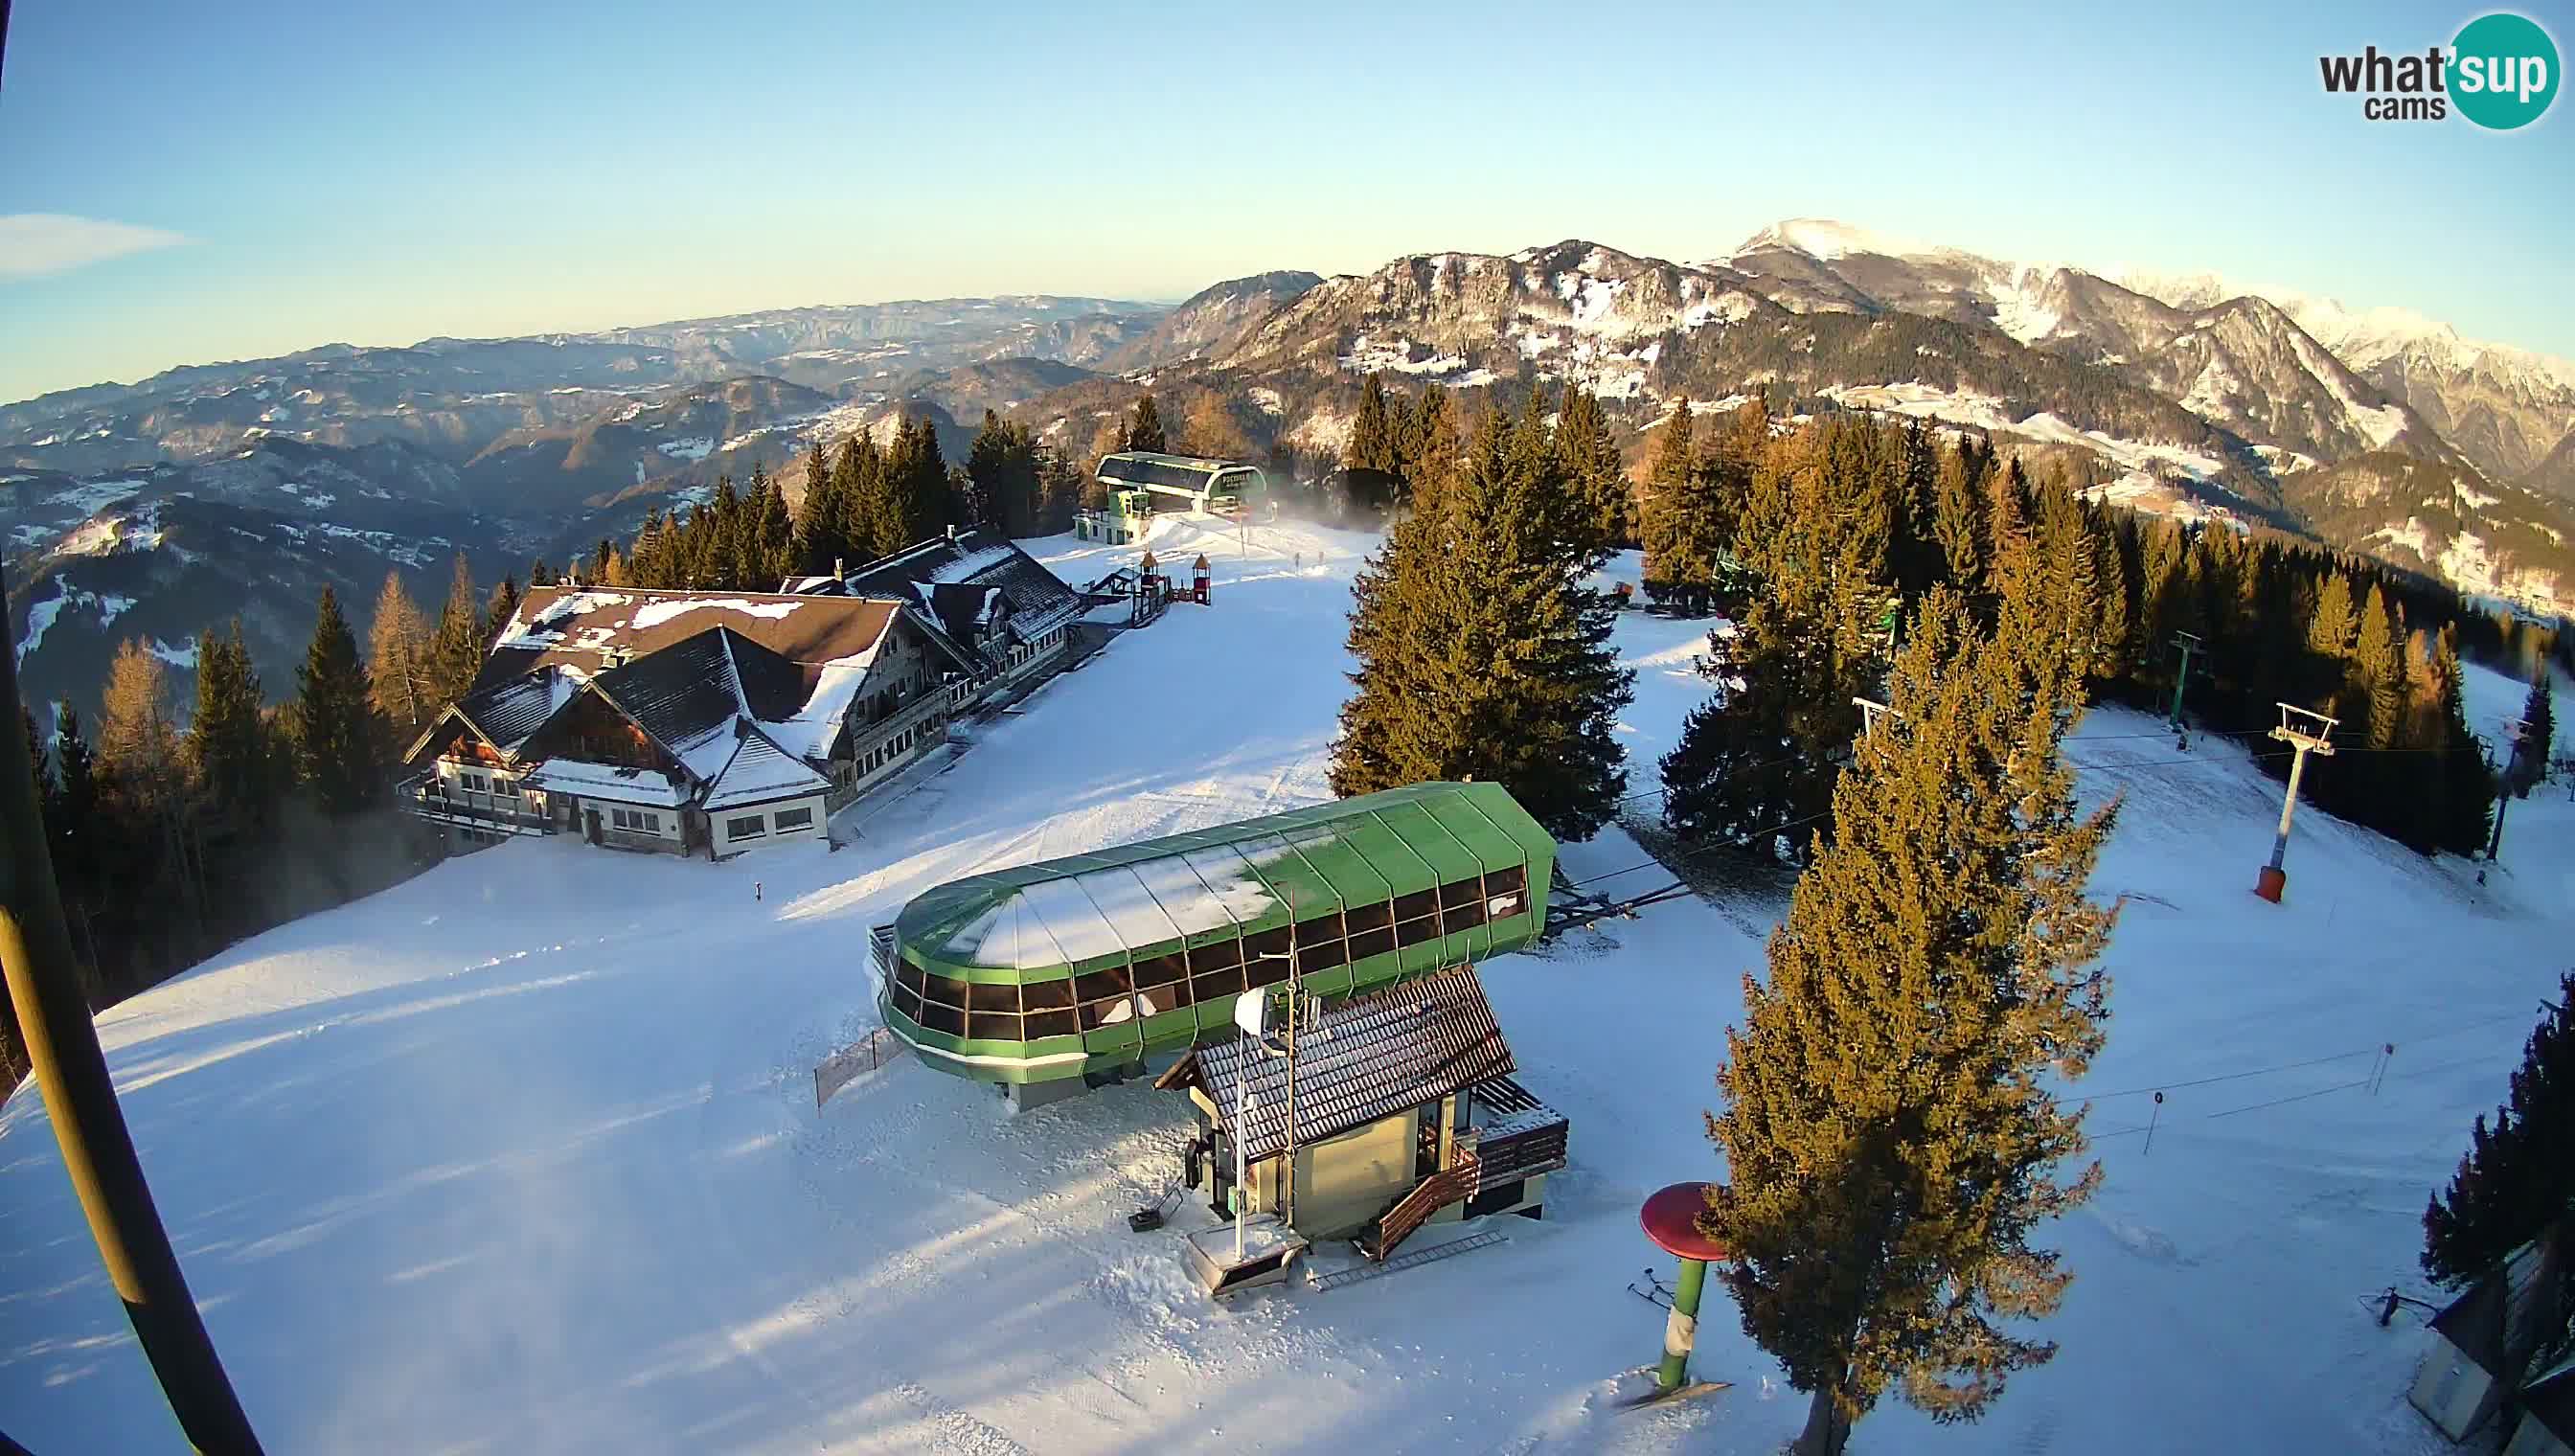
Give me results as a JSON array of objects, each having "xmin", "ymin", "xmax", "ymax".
[
  {"xmin": 1328, "ymin": 409, "xmax": 1632, "ymax": 840},
  {"xmin": 293, "ymin": 584, "xmax": 386, "ymax": 817},
  {"xmin": 95, "ymin": 637, "xmax": 186, "ymax": 823},
  {"xmin": 1180, "ymin": 394, "xmax": 1252, "ymax": 462},
  {"xmin": 2424, "ymin": 974, "xmax": 2574, "ymax": 1295},
  {"xmin": 1704, "ymin": 588, "xmax": 2120, "ymax": 1456},
  {"xmin": 367, "ymin": 570, "xmax": 433, "ymax": 739}
]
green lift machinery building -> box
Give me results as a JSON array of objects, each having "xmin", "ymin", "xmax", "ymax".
[{"xmin": 871, "ymin": 782, "xmax": 1555, "ymax": 1109}]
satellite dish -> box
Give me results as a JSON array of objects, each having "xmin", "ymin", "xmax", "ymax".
[{"xmin": 1233, "ymin": 988, "xmax": 1271, "ymax": 1038}]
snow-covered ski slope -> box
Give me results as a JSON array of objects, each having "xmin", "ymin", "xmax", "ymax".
[{"xmin": 2, "ymin": 513, "xmax": 2568, "ymax": 1454}]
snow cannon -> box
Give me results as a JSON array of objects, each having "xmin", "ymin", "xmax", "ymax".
[
  {"xmin": 867, "ymin": 782, "xmax": 1557, "ymax": 1112},
  {"xmin": 1635, "ymin": 1181, "xmax": 1730, "ymax": 1403}
]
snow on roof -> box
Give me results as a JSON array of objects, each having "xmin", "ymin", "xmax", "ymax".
[
  {"xmin": 764, "ymin": 657, "xmax": 879, "ymax": 762},
  {"xmin": 524, "ymin": 758, "xmax": 688, "ymax": 806},
  {"xmin": 629, "ymin": 598, "xmax": 804, "ymax": 630},
  {"xmin": 1175, "ymin": 965, "xmax": 1515, "ymax": 1162},
  {"xmin": 480, "ymin": 587, "xmax": 899, "ymax": 688},
  {"xmin": 699, "ymin": 732, "xmax": 832, "ymax": 810},
  {"xmin": 925, "ymin": 543, "xmax": 1017, "ymax": 584}
]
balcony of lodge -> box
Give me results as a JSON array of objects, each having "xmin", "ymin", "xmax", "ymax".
[{"xmin": 401, "ymin": 773, "xmax": 552, "ymax": 836}]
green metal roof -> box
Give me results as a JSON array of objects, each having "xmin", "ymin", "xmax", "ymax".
[{"xmin": 895, "ymin": 782, "xmax": 1552, "ymax": 984}]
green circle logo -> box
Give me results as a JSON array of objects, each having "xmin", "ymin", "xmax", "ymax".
[{"xmin": 2452, "ymin": 12, "xmax": 2559, "ymax": 129}]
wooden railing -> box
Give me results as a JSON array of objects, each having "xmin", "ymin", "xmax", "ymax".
[
  {"xmin": 1472, "ymin": 1116, "xmax": 1570, "ymax": 1189},
  {"xmin": 1367, "ymin": 1149, "xmax": 1479, "ymax": 1263},
  {"xmin": 401, "ymin": 775, "xmax": 549, "ymax": 834}
]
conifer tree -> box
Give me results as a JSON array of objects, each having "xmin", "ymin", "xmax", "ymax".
[
  {"xmin": 22, "ymin": 704, "xmax": 47, "ymax": 808},
  {"xmin": 1329, "ymin": 411, "xmax": 1632, "ymax": 839},
  {"xmin": 1705, "ymin": 589, "xmax": 2119, "ymax": 1456},
  {"xmin": 1340, "ymin": 374, "xmax": 1403, "ymax": 517},
  {"xmin": 2428, "ymin": 626, "xmax": 2495, "ymax": 856},
  {"xmin": 188, "ymin": 620, "xmax": 274, "ymax": 837},
  {"xmin": 50, "ymin": 702, "xmax": 96, "ymax": 866},
  {"xmin": 365, "ymin": 571, "xmax": 432, "ymax": 739},
  {"xmin": 1638, "ymin": 405, "xmax": 1696, "ymax": 590},
  {"xmin": 1122, "ymin": 393, "xmax": 1166, "ymax": 454},
  {"xmin": 1661, "ymin": 418, "xmax": 1892, "ymax": 860},
  {"xmin": 2513, "ymin": 667, "xmax": 2555, "ymax": 798},
  {"xmin": 1399, "ymin": 385, "xmax": 1460, "ymax": 515},
  {"xmin": 752, "ymin": 471, "xmax": 797, "ymax": 584},
  {"xmin": 2424, "ymin": 974, "xmax": 2575, "ymax": 1291},
  {"xmin": 292, "ymin": 585, "xmax": 386, "ymax": 817},
  {"xmin": 1555, "ymin": 386, "xmax": 1631, "ymax": 559},
  {"xmin": 1180, "ymin": 393, "xmax": 1251, "ymax": 461},
  {"xmin": 529, "ymin": 557, "xmax": 557, "ymax": 587},
  {"xmin": 2305, "ymin": 570, "xmax": 2359, "ymax": 700},
  {"xmin": 968, "ymin": 409, "xmax": 1044, "ymax": 537},
  {"xmin": 1929, "ymin": 443, "xmax": 1988, "ymax": 595},
  {"xmin": 96, "ymin": 638, "xmax": 185, "ymax": 821},
  {"xmin": 799, "ymin": 436, "xmax": 832, "ymax": 544},
  {"xmin": 486, "ymin": 576, "xmax": 521, "ymax": 648},
  {"xmin": 424, "ymin": 554, "xmax": 485, "ymax": 712},
  {"xmin": 1888, "ymin": 419, "xmax": 1944, "ymax": 603}
]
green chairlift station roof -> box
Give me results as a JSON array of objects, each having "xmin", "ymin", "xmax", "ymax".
[{"xmin": 876, "ymin": 782, "xmax": 1555, "ymax": 1086}]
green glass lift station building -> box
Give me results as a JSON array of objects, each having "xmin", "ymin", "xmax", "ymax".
[{"xmin": 872, "ymin": 783, "xmax": 1556, "ymax": 1108}]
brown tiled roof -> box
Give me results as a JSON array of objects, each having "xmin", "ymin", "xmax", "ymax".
[
  {"xmin": 1161, "ymin": 964, "xmax": 1513, "ymax": 1163},
  {"xmin": 477, "ymin": 586, "xmax": 901, "ymax": 688}
]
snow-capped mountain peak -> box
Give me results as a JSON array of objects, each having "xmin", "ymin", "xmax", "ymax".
[{"xmin": 1728, "ymin": 216, "xmax": 1935, "ymax": 263}]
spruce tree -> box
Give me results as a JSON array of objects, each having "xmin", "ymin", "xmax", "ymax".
[
  {"xmin": 2424, "ymin": 974, "xmax": 2575, "ymax": 1292},
  {"xmin": 1122, "ymin": 393, "xmax": 1166, "ymax": 454},
  {"xmin": 1705, "ymin": 589, "xmax": 2119, "ymax": 1456},
  {"xmin": 1341, "ymin": 374, "xmax": 1402, "ymax": 518},
  {"xmin": 2514, "ymin": 667, "xmax": 2555, "ymax": 798},
  {"xmin": 1929, "ymin": 442, "xmax": 1988, "ymax": 596},
  {"xmin": 486, "ymin": 576, "xmax": 521, "ymax": 648},
  {"xmin": 1661, "ymin": 418, "xmax": 1891, "ymax": 860},
  {"xmin": 1328, "ymin": 410, "xmax": 1632, "ymax": 839},
  {"xmin": 188, "ymin": 620, "xmax": 274, "ymax": 837},
  {"xmin": 1555, "ymin": 386, "xmax": 1631, "ymax": 559},
  {"xmin": 1888, "ymin": 419, "xmax": 1944, "ymax": 603},
  {"xmin": 1399, "ymin": 384, "xmax": 1460, "ymax": 516},
  {"xmin": 1637, "ymin": 405, "xmax": 1696, "ymax": 592},
  {"xmin": 293, "ymin": 585, "xmax": 386, "ymax": 817},
  {"xmin": 424, "ymin": 554, "xmax": 485, "ymax": 712},
  {"xmin": 2430, "ymin": 626, "xmax": 2495, "ymax": 856},
  {"xmin": 799, "ymin": 436, "xmax": 832, "ymax": 549}
]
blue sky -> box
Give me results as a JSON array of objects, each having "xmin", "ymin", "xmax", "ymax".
[{"xmin": 4, "ymin": 0, "xmax": 2569, "ymax": 404}]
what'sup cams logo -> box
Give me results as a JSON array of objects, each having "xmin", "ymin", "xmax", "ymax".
[{"xmin": 2318, "ymin": 11, "xmax": 2559, "ymax": 127}]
